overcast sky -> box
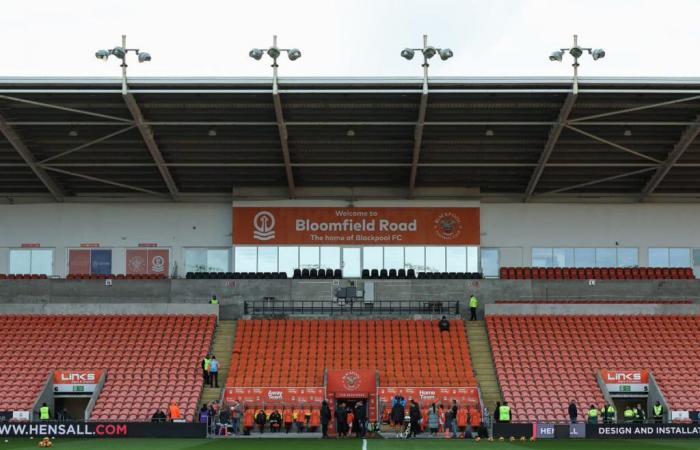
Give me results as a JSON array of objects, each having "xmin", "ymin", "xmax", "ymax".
[{"xmin": 2, "ymin": 0, "xmax": 700, "ymax": 78}]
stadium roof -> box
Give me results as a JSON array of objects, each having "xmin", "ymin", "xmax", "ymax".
[{"xmin": 1, "ymin": 76, "xmax": 700, "ymax": 203}]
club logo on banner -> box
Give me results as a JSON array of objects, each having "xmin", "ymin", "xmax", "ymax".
[
  {"xmin": 327, "ymin": 370, "xmax": 376, "ymax": 398},
  {"xmin": 233, "ymin": 206, "xmax": 480, "ymax": 245},
  {"xmin": 342, "ymin": 371, "xmax": 361, "ymax": 391},
  {"xmin": 126, "ymin": 249, "xmax": 169, "ymax": 275}
]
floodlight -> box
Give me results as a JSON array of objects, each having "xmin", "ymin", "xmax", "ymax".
[
  {"xmin": 549, "ymin": 50, "xmax": 564, "ymax": 62},
  {"xmin": 267, "ymin": 47, "xmax": 281, "ymax": 59},
  {"xmin": 249, "ymin": 48, "xmax": 264, "ymax": 60},
  {"xmin": 422, "ymin": 46, "xmax": 437, "ymax": 59},
  {"xmin": 438, "ymin": 48, "xmax": 454, "ymax": 61},
  {"xmin": 95, "ymin": 49, "xmax": 110, "ymax": 61},
  {"xmin": 400, "ymin": 48, "xmax": 415, "ymax": 60},
  {"xmin": 138, "ymin": 52, "xmax": 151, "ymax": 63},
  {"xmin": 591, "ymin": 48, "xmax": 606, "ymax": 61},
  {"xmin": 288, "ymin": 48, "xmax": 301, "ymax": 61},
  {"xmin": 111, "ymin": 46, "xmax": 126, "ymax": 59},
  {"xmin": 569, "ymin": 46, "xmax": 583, "ymax": 58}
]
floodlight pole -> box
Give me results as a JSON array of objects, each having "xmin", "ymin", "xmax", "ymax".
[
  {"xmin": 272, "ymin": 35, "xmax": 280, "ymax": 93},
  {"xmin": 571, "ymin": 34, "xmax": 580, "ymax": 95},
  {"xmin": 421, "ymin": 34, "xmax": 429, "ymax": 91},
  {"xmin": 121, "ymin": 34, "xmax": 128, "ymax": 95}
]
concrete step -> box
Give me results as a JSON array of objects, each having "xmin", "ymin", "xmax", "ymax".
[
  {"xmin": 198, "ymin": 320, "xmax": 237, "ymax": 405},
  {"xmin": 465, "ymin": 320, "xmax": 502, "ymax": 408}
]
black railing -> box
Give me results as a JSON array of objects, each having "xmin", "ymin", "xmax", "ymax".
[{"xmin": 244, "ymin": 299, "xmax": 460, "ymax": 316}]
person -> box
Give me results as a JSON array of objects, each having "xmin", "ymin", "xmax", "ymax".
[
  {"xmin": 603, "ymin": 403, "xmax": 615, "ymax": 424},
  {"xmin": 305, "ymin": 407, "xmax": 312, "ymax": 432},
  {"xmin": 198, "ymin": 404, "xmax": 209, "ymax": 424},
  {"xmin": 255, "ymin": 409, "xmax": 267, "ymax": 433},
  {"xmin": 151, "ymin": 408, "xmax": 166, "ymax": 423},
  {"xmin": 346, "ymin": 409, "xmax": 355, "ymax": 436},
  {"xmin": 310, "ymin": 407, "xmax": 321, "ymax": 432},
  {"xmin": 209, "ymin": 355, "xmax": 219, "ymax": 388},
  {"xmin": 201, "ymin": 354, "xmax": 210, "ymax": 385},
  {"xmin": 336, "ymin": 402, "xmax": 348, "ymax": 438},
  {"xmin": 230, "ymin": 400, "xmax": 241, "ymax": 435},
  {"xmin": 428, "ymin": 403, "xmax": 439, "ymax": 436},
  {"xmin": 587, "ymin": 404, "xmax": 598, "ymax": 424},
  {"xmin": 409, "ymin": 399, "xmax": 421, "ymax": 438},
  {"xmin": 320, "ymin": 400, "xmax": 332, "ymax": 438},
  {"xmin": 210, "ymin": 295, "xmax": 219, "ymax": 305},
  {"xmin": 494, "ymin": 401, "xmax": 501, "ymax": 424},
  {"xmin": 283, "ymin": 407, "xmax": 294, "ymax": 433},
  {"xmin": 243, "ymin": 407, "xmax": 255, "ymax": 435},
  {"xmin": 438, "ymin": 316, "xmax": 450, "ymax": 332},
  {"xmin": 568, "ymin": 400, "xmax": 578, "ymax": 423},
  {"xmin": 469, "ymin": 293, "xmax": 478, "ymax": 321},
  {"xmin": 295, "ymin": 407, "xmax": 305, "ymax": 433},
  {"xmin": 269, "ymin": 409, "xmax": 282, "ymax": 432},
  {"xmin": 39, "ymin": 403, "xmax": 50, "ymax": 421},
  {"xmin": 218, "ymin": 407, "xmax": 231, "ymax": 436},
  {"xmin": 168, "ymin": 400, "xmax": 182, "ymax": 422},
  {"xmin": 391, "ymin": 396, "xmax": 405, "ymax": 438},
  {"xmin": 634, "ymin": 403, "xmax": 646, "ymax": 423},
  {"xmin": 653, "ymin": 401, "xmax": 663, "ymax": 423},
  {"xmin": 438, "ymin": 403, "xmax": 446, "ymax": 432},
  {"xmin": 623, "ymin": 405, "xmax": 635, "ymax": 423},
  {"xmin": 498, "ymin": 401, "xmax": 511, "ymax": 424},
  {"xmin": 354, "ymin": 401, "xmax": 367, "ymax": 438},
  {"xmin": 450, "ymin": 400, "xmax": 459, "ymax": 438}
]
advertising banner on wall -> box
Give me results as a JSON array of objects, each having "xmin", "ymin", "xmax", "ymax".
[
  {"xmin": 601, "ymin": 370, "xmax": 649, "ymax": 393},
  {"xmin": 223, "ymin": 387, "xmax": 325, "ymax": 405},
  {"xmin": 377, "ymin": 387, "xmax": 480, "ymax": 407},
  {"xmin": 326, "ymin": 369, "xmax": 376, "ymax": 398},
  {"xmin": 232, "ymin": 207, "xmax": 480, "ymax": 245},
  {"xmin": 53, "ymin": 370, "xmax": 101, "ymax": 393},
  {"xmin": 587, "ymin": 423, "xmax": 700, "ymax": 438},
  {"xmin": 126, "ymin": 249, "xmax": 169, "ymax": 275},
  {"xmin": 0, "ymin": 422, "xmax": 206, "ymax": 438}
]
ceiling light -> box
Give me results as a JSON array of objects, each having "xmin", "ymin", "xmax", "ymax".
[
  {"xmin": 68, "ymin": 129, "xmax": 78, "ymax": 137},
  {"xmin": 208, "ymin": 129, "xmax": 217, "ymax": 137},
  {"xmin": 485, "ymin": 129, "xmax": 494, "ymax": 137},
  {"xmin": 346, "ymin": 129, "xmax": 355, "ymax": 137},
  {"xmin": 624, "ymin": 129, "xmax": 632, "ymax": 137}
]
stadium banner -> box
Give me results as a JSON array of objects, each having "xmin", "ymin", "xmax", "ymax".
[
  {"xmin": 492, "ymin": 423, "xmax": 533, "ymax": 439},
  {"xmin": 53, "ymin": 370, "xmax": 101, "ymax": 393},
  {"xmin": 601, "ymin": 369, "xmax": 649, "ymax": 393},
  {"xmin": 534, "ymin": 422, "xmax": 555, "ymax": 439},
  {"xmin": 232, "ymin": 207, "xmax": 480, "ymax": 245},
  {"xmin": 68, "ymin": 249, "xmax": 91, "ymax": 274},
  {"xmin": 377, "ymin": 387, "xmax": 480, "ymax": 407},
  {"xmin": 0, "ymin": 422, "xmax": 206, "ymax": 438},
  {"xmin": 126, "ymin": 249, "xmax": 169, "ymax": 275},
  {"xmin": 587, "ymin": 423, "xmax": 700, "ymax": 438},
  {"xmin": 223, "ymin": 387, "xmax": 325, "ymax": 405},
  {"xmin": 570, "ymin": 423, "xmax": 586, "ymax": 438},
  {"xmin": 327, "ymin": 369, "xmax": 376, "ymax": 397}
]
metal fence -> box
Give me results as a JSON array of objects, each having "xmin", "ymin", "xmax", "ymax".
[{"xmin": 244, "ymin": 299, "xmax": 460, "ymax": 316}]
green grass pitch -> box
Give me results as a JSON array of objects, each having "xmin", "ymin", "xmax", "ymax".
[{"xmin": 1, "ymin": 438, "xmax": 700, "ymax": 450}]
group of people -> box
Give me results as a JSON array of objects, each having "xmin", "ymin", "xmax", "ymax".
[
  {"xmin": 388, "ymin": 397, "xmax": 484, "ymax": 439},
  {"xmin": 151, "ymin": 401, "xmax": 183, "ymax": 422},
  {"xmin": 334, "ymin": 401, "xmax": 367, "ymax": 438},
  {"xmin": 568, "ymin": 400, "xmax": 663, "ymax": 424},
  {"xmin": 200, "ymin": 354, "xmax": 220, "ymax": 388},
  {"xmin": 242, "ymin": 403, "xmax": 329, "ymax": 436}
]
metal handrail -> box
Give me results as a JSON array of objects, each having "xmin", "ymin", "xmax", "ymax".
[{"xmin": 244, "ymin": 299, "xmax": 460, "ymax": 316}]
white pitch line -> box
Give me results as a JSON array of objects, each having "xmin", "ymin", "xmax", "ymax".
[{"xmin": 362, "ymin": 438, "xmax": 368, "ymax": 450}]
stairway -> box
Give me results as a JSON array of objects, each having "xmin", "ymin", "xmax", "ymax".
[
  {"xmin": 199, "ymin": 320, "xmax": 237, "ymax": 407},
  {"xmin": 465, "ymin": 320, "xmax": 503, "ymax": 415}
]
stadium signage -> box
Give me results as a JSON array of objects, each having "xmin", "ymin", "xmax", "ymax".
[
  {"xmin": 377, "ymin": 387, "xmax": 480, "ymax": 406},
  {"xmin": 232, "ymin": 207, "xmax": 480, "ymax": 245},
  {"xmin": 223, "ymin": 387, "xmax": 325, "ymax": 404},
  {"xmin": 327, "ymin": 369, "xmax": 376, "ymax": 397},
  {"xmin": 53, "ymin": 370, "xmax": 100, "ymax": 393},
  {"xmin": 0, "ymin": 422, "xmax": 206, "ymax": 438},
  {"xmin": 601, "ymin": 369, "xmax": 649, "ymax": 393},
  {"xmin": 587, "ymin": 424, "xmax": 700, "ymax": 439}
]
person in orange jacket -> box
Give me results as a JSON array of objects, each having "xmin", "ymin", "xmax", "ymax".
[
  {"xmin": 438, "ymin": 404, "xmax": 446, "ymax": 432},
  {"xmin": 283, "ymin": 408, "xmax": 294, "ymax": 434},
  {"xmin": 168, "ymin": 400, "xmax": 182, "ymax": 422},
  {"xmin": 422, "ymin": 407, "xmax": 429, "ymax": 431},
  {"xmin": 457, "ymin": 407, "xmax": 468, "ymax": 435},
  {"xmin": 294, "ymin": 408, "xmax": 305, "ymax": 433},
  {"xmin": 310, "ymin": 408, "xmax": 321, "ymax": 432},
  {"xmin": 243, "ymin": 407, "xmax": 255, "ymax": 435},
  {"xmin": 347, "ymin": 410, "xmax": 355, "ymax": 436}
]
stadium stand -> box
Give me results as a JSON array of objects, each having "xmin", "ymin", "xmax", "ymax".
[
  {"xmin": 292, "ymin": 268, "xmax": 342, "ymax": 279},
  {"xmin": 0, "ymin": 314, "xmax": 216, "ymax": 422},
  {"xmin": 226, "ymin": 319, "xmax": 476, "ymax": 387},
  {"xmin": 499, "ymin": 267, "xmax": 695, "ymax": 280},
  {"xmin": 66, "ymin": 274, "xmax": 167, "ymax": 280},
  {"xmin": 487, "ymin": 315, "xmax": 700, "ymax": 422},
  {"xmin": 360, "ymin": 269, "xmax": 483, "ymax": 279},
  {"xmin": 0, "ymin": 274, "xmax": 48, "ymax": 280},
  {"xmin": 495, "ymin": 299, "xmax": 693, "ymax": 304},
  {"xmin": 185, "ymin": 272, "xmax": 288, "ymax": 280}
]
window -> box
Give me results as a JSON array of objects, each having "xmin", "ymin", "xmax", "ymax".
[
  {"xmin": 234, "ymin": 247, "xmax": 256, "ymax": 272},
  {"xmin": 185, "ymin": 248, "xmax": 229, "ymax": 273},
  {"xmin": 257, "ymin": 247, "xmax": 278, "ymax": 272},
  {"xmin": 299, "ymin": 247, "xmax": 320, "ymax": 269},
  {"xmin": 650, "ymin": 248, "xmax": 691, "ymax": 267},
  {"xmin": 68, "ymin": 249, "xmax": 113, "ymax": 275},
  {"xmin": 553, "ymin": 248, "xmax": 575, "ymax": 267},
  {"xmin": 425, "ymin": 246, "xmax": 446, "ymax": 272},
  {"xmin": 595, "ymin": 248, "xmax": 616, "ymax": 267},
  {"xmin": 363, "ymin": 247, "xmax": 382, "ymax": 270},
  {"xmin": 467, "ymin": 247, "xmax": 479, "ymax": 273},
  {"xmin": 534, "ymin": 247, "xmax": 637, "ymax": 268},
  {"xmin": 278, "ymin": 247, "xmax": 299, "ymax": 276},
  {"xmin": 446, "ymin": 246, "xmax": 467, "ymax": 272},
  {"xmin": 9, "ymin": 249, "xmax": 53, "ymax": 275},
  {"xmin": 481, "ymin": 248, "xmax": 499, "ymax": 278},
  {"xmin": 320, "ymin": 247, "xmax": 341, "ymax": 269},
  {"xmin": 383, "ymin": 247, "xmax": 404, "ymax": 270},
  {"xmin": 617, "ymin": 248, "xmax": 638, "ymax": 267},
  {"xmin": 404, "ymin": 247, "xmax": 425, "ymax": 271},
  {"xmin": 574, "ymin": 248, "xmax": 595, "ymax": 267},
  {"xmin": 532, "ymin": 248, "xmax": 553, "ymax": 267}
]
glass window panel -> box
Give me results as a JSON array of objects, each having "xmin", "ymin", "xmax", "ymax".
[
  {"xmin": 467, "ymin": 246, "xmax": 479, "ymax": 273},
  {"xmin": 693, "ymin": 249, "xmax": 700, "ymax": 267},
  {"xmin": 649, "ymin": 248, "xmax": 669, "ymax": 267},
  {"xmin": 9, "ymin": 249, "xmax": 31, "ymax": 274},
  {"xmin": 552, "ymin": 248, "xmax": 574, "ymax": 267},
  {"xmin": 574, "ymin": 248, "xmax": 595, "ymax": 267},
  {"xmin": 234, "ymin": 246, "xmax": 257, "ymax": 272},
  {"xmin": 595, "ymin": 248, "xmax": 616, "ymax": 267},
  {"xmin": 257, "ymin": 247, "xmax": 278, "ymax": 272},
  {"xmin": 532, "ymin": 248, "xmax": 553, "ymax": 267},
  {"xmin": 670, "ymin": 248, "xmax": 691, "ymax": 267},
  {"xmin": 30, "ymin": 250, "xmax": 53, "ymax": 276},
  {"xmin": 342, "ymin": 248, "xmax": 361, "ymax": 278},
  {"xmin": 481, "ymin": 248, "xmax": 499, "ymax": 278},
  {"xmin": 299, "ymin": 247, "xmax": 319, "ymax": 270},
  {"xmin": 383, "ymin": 247, "xmax": 404, "ymax": 270},
  {"xmin": 425, "ymin": 246, "xmax": 446, "ymax": 272},
  {"xmin": 617, "ymin": 248, "xmax": 638, "ymax": 267},
  {"xmin": 185, "ymin": 249, "xmax": 207, "ymax": 273},
  {"xmin": 446, "ymin": 246, "xmax": 467, "ymax": 272},
  {"xmin": 278, "ymin": 247, "xmax": 299, "ymax": 276},
  {"xmin": 320, "ymin": 247, "xmax": 341, "ymax": 270},
  {"xmin": 404, "ymin": 247, "xmax": 425, "ymax": 271},
  {"xmin": 363, "ymin": 247, "xmax": 382, "ymax": 270},
  {"xmin": 207, "ymin": 249, "xmax": 229, "ymax": 272}
]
